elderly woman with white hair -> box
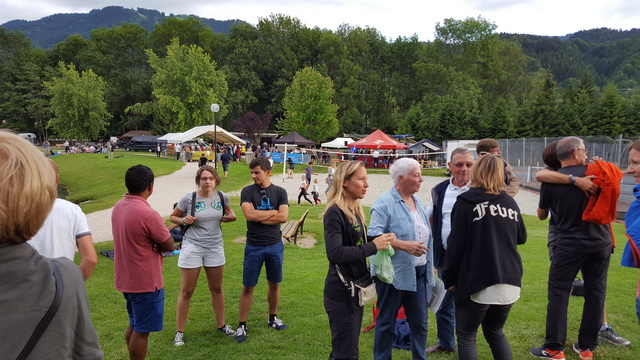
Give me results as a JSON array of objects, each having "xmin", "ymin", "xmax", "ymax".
[
  {"xmin": 369, "ymin": 157, "xmax": 434, "ymax": 360},
  {"xmin": 0, "ymin": 131, "xmax": 103, "ymax": 359}
]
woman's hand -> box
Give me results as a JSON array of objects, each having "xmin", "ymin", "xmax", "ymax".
[
  {"xmin": 575, "ymin": 175, "xmax": 598, "ymax": 195},
  {"xmin": 393, "ymin": 240, "xmax": 428, "ymax": 256},
  {"xmin": 183, "ymin": 215, "xmax": 197, "ymax": 225},
  {"xmin": 372, "ymin": 233, "xmax": 396, "ymax": 251}
]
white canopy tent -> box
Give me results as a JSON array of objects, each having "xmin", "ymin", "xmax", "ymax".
[
  {"xmin": 320, "ymin": 137, "xmax": 355, "ymax": 149},
  {"xmin": 158, "ymin": 125, "xmax": 245, "ymax": 145}
]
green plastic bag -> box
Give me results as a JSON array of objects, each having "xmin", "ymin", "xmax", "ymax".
[{"xmin": 372, "ymin": 245, "xmax": 395, "ymax": 284}]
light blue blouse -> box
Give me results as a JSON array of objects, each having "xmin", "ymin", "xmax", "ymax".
[{"xmin": 369, "ymin": 186, "xmax": 435, "ymax": 291}]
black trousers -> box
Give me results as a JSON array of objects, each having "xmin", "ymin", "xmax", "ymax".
[
  {"xmin": 298, "ymin": 189, "xmax": 312, "ymax": 204},
  {"xmin": 544, "ymin": 247, "xmax": 610, "ymax": 351},
  {"xmin": 456, "ymin": 299, "xmax": 513, "ymax": 360},
  {"xmin": 325, "ymin": 296, "xmax": 363, "ymax": 360}
]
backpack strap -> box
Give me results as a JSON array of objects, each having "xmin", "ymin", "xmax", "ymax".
[
  {"xmin": 17, "ymin": 260, "xmax": 64, "ymax": 360},
  {"xmin": 218, "ymin": 190, "xmax": 225, "ymax": 230},
  {"xmin": 181, "ymin": 191, "xmax": 197, "ymax": 238}
]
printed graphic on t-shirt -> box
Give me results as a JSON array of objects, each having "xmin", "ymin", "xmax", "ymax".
[
  {"xmin": 195, "ymin": 200, "xmax": 222, "ymax": 212},
  {"xmin": 195, "ymin": 201, "xmax": 207, "ymax": 212},
  {"xmin": 353, "ymin": 222, "xmax": 366, "ymax": 244},
  {"xmin": 257, "ymin": 195, "xmax": 274, "ymax": 210},
  {"xmin": 472, "ymin": 201, "xmax": 520, "ymax": 222}
]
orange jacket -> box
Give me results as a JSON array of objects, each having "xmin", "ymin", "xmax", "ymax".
[{"xmin": 582, "ymin": 161, "xmax": 623, "ymax": 224}]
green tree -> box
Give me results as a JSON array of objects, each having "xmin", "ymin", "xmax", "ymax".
[
  {"xmin": 279, "ymin": 67, "xmax": 338, "ymax": 142},
  {"xmin": 45, "ymin": 63, "xmax": 110, "ymax": 139},
  {"xmin": 130, "ymin": 39, "xmax": 228, "ymax": 133},
  {"xmin": 519, "ymin": 71, "xmax": 558, "ymax": 137},
  {"xmin": 592, "ymin": 83, "xmax": 625, "ymax": 137},
  {"xmin": 80, "ymin": 23, "xmax": 152, "ymax": 134},
  {"xmin": 0, "ymin": 29, "xmax": 53, "ymax": 136}
]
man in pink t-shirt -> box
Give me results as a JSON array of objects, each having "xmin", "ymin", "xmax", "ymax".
[{"xmin": 112, "ymin": 165, "xmax": 174, "ymax": 360}]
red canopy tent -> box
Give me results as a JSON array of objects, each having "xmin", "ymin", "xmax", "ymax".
[{"xmin": 347, "ymin": 129, "xmax": 408, "ymax": 150}]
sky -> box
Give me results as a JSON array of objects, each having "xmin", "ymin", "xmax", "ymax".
[{"xmin": 1, "ymin": 0, "xmax": 639, "ymax": 41}]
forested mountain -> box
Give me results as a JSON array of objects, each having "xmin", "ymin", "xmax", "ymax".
[
  {"xmin": 501, "ymin": 28, "xmax": 640, "ymax": 87},
  {"xmin": 0, "ymin": 6, "xmax": 242, "ymax": 49}
]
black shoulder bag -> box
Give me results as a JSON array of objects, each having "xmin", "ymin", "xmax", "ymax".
[{"xmin": 17, "ymin": 260, "xmax": 64, "ymax": 360}]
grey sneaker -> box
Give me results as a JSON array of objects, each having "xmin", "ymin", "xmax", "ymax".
[
  {"xmin": 267, "ymin": 316, "xmax": 288, "ymax": 330},
  {"xmin": 218, "ymin": 324, "xmax": 236, "ymax": 336},
  {"xmin": 173, "ymin": 331, "xmax": 185, "ymax": 346},
  {"xmin": 598, "ymin": 325, "xmax": 630, "ymax": 346},
  {"xmin": 235, "ymin": 325, "xmax": 247, "ymax": 342}
]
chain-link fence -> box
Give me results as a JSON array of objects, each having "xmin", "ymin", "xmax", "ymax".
[{"xmin": 498, "ymin": 135, "xmax": 633, "ymax": 171}]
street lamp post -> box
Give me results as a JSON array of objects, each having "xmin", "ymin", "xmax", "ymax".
[{"xmin": 210, "ymin": 103, "xmax": 220, "ymax": 168}]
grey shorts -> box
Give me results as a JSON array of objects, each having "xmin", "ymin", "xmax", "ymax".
[{"xmin": 178, "ymin": 240, "xmax": 225, "ymax": 268}]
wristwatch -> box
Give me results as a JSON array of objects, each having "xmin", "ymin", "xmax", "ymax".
[{"xmin": 568, "ymin": 174, "xmax": 576, "ymax": 186}]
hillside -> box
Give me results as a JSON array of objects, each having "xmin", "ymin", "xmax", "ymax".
[{"xmin": 0, "ymin": 6, "xmax": 243, "ymax": 49}]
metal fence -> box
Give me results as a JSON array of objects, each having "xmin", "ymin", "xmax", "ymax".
[{"xmin": 499, "ymin": 136, "xmax": 632, "ymax": 170}]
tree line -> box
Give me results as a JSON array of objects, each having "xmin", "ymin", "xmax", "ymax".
[{"xmin": 1, "ymin": 15, "xmax": 639, "ymax": 144}]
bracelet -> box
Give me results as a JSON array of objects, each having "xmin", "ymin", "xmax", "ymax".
[
  {"xmin": 181, "ymin": 217, "xmax": 186, "ymax": 224},
  {"xmin": 568, "ymin": 174, "xmax": 576, "ymax": 186}
]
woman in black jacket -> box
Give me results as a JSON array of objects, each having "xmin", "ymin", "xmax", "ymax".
[
  {"xmin": 443, "ymin": 154, "xmax": 527, "ymax": 360},
  {"xmin": 322, "ymin": 161, "xmax": 393, "ymax": 360}
]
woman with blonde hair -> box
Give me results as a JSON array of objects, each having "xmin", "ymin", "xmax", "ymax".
[
  {"xmin": 322, "ymin": 161, "xmax": 394, "ymax": 359},
  {"xmin": 443, "ymin": 154, "xmax": 527, "ymax": 360},
  {"xmin": 0, "ymin": 131, "xmax": 103, "ymax": 359}
]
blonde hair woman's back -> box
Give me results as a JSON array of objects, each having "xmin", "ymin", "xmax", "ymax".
[{"xmin": 470, "ymin": 154, "xmax": 505, "ymax": 194}]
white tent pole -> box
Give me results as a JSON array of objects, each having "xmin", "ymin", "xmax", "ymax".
[{"xmin": 283, "ymin": 143, "xmax": 288, "ymax": 182}]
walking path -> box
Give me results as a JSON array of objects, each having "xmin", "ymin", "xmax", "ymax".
[{"xmin": 87, "ymin": 163, "xmax": 542, "ymax": 243}]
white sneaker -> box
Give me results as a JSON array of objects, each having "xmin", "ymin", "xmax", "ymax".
[
  {"xmin": 173, "ymin": 331, "xmax": 184, "ymax": 346},
  {"xmin": 218, "ymin": 324, "xmax": 236, "ymax": 336}
]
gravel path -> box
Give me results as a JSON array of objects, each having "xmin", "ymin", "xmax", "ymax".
[{"xmin": 87, "ymin": 163, "xmax": 541, "ymax": 243}]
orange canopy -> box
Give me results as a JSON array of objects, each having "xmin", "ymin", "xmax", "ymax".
[{"xmin": 347, "ymin": 129, "xmax": 408, "ymax": 150}]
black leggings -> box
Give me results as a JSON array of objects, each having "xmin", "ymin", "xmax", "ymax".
[
  {"xmin": 298, "ymin": 188, "xmax": 312, "ymax": 204},
  {"xmin": 456, "ymin": 298, "xmax": 513, "ymax": 360}
]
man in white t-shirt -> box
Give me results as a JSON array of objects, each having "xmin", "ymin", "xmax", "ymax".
[{"xmin": 28, "ymin": 159, "xmax": 98, "ymax": 281}]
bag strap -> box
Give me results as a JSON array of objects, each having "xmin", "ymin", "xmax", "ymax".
[
  {"xmin": 218, "ymin": 190, "xmax": 225, "ymax": 214},
  {"xmin": 181, "ymin": 191, "xmax": 197, "ymax": 237},
  {"xmin": 17, "ymin": 261, "xmax": 64, "ymax": 360},
  {"xmin": 218, "ymin": 190, "xmax": 225, "ymax": 230}
]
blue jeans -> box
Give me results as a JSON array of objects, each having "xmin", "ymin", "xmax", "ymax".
[
  {"xmin": 636, "ymin": 297, "xmax": 640, "ymax": 324},
  {"xmin": 435, "ymin": 271, "xmax": 456, "ymax": 349},
  {"xmin": 374, "ymin": 265, "xmax": 428, "ymax": 360}
]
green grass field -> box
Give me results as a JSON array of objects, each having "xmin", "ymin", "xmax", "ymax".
[{"xmin": 58, "ymin": 155, "xmax": 639, "ymax": 359}]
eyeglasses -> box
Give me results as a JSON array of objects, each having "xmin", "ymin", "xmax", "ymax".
[
  {"xmin": 577, "ymin": 147, "xmax": 587, "ymax": 152},
  {"xmin": 453, "ymin": 162, "xmax": 473, "ymax": 168},
  {"xmin": 200, "ymin": 177, "xmax": 216, "ymax": 182}
]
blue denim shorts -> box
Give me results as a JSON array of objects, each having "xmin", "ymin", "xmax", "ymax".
[
  {"xmin": 243, "ymin": 241, "xmax": 284, "ymax": 287},
  {"xmin": 124, "ymin": 288, "xmax": 165, "ymax": 333}
]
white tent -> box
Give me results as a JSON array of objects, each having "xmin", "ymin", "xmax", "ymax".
[
  {"xmin": 158, "ymin": 125, "xmax": 245, "ymax": 145},
  {"xmin": 321, "ymin": 137, "xmax": 355, "ymax": 149}
]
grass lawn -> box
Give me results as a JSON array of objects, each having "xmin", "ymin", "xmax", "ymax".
[
  {"xmin": 57, "ymin": 156, "xmax": 638, "ymax": 359},
  {"xmin": 52, "ymin": 152, "xmax": 184, "ymax": 214}
]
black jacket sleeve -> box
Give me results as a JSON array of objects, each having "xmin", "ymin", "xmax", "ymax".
[{"xmin": 442, "ymin": 201, "xmax": 469, "ymax": 289}]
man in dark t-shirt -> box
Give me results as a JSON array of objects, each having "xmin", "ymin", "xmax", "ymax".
[
  {"xmin": 236, "ymin": 157, "xmax": 289, "ymax": 342},
  {"xmin": 220, "ymin": 149, "xmax": 232, "ymax": 178},
  {"xmin": 531, "ymin": 136, "xmax": 612, "ymax": 359}
]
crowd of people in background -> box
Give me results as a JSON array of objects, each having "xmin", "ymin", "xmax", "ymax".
[{"xmin": 3, "ymin": 129, "xmax": 640, "ymax": 360}]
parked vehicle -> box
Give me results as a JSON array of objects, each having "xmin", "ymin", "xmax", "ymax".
[{"xmin": 125, "ymin": 135, "xmax": 159, "ymax": 152}]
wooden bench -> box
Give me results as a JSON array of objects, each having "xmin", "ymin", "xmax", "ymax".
[{"xmin": 281, "ymin": 209, "xmax": 309, "ymax": 245}]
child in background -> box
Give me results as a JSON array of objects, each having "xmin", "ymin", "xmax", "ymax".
[{"xmin": 312, "ymin": 178, "xmax": 321, "ymax": 205}]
